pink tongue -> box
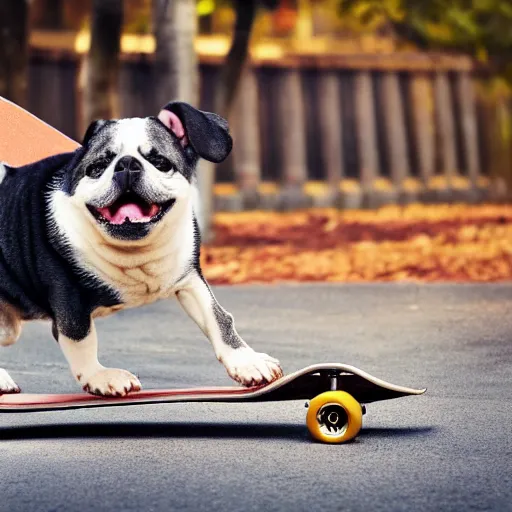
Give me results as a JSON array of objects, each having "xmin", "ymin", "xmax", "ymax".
[{"xmin": 97, "ymin": 203, "xmax": 159, "ymax": 225}]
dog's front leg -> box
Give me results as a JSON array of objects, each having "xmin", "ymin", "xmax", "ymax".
[
  {"xmin": 58, "ymin": 320, "xmax": 141, "ymax": 396},
  {"xmin": 176, "ymin": 272, "xmax": 283, "ymax": 386}
]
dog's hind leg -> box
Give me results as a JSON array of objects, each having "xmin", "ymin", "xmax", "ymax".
[{"xmin": 0, "ymin": 303, "xmax": 22, "ymax": 394}]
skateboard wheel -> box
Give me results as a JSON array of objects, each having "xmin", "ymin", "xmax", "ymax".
[{"xmin": 306, "ymin": 391, "xmax": 363, "ymax": 444}]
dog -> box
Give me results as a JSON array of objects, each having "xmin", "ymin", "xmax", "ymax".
[{"xmin": 0, "ymin": 101, "xmax": 283, "ymax": 396}]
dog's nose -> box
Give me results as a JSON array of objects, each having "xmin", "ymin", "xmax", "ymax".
[
  {"xmin": 113, "ymin": 156, "xmax": 143, "ymax": 190},
  {"xmin": 115, "ymin": 156, "xmax": 143, "ymax": 174}
]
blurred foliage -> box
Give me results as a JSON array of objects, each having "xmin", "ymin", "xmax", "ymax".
[
  {"xmin": 198, "ymin": 0, "xmax": 301, "ymax": 39},
  {"xmin": 124, "ymin": 0, "xmax": 152, "ymax": 33},
  {"xmin": 197, "ymin": 0, "xmax": 279, "ymax": 16},
  {"xmin": 203, "ymin": 205, "xmax": 512, "ymax": 284},
  {"xmin": 337, "ymin": 0, "xmax": 512, "ymax": 81},
  {"xmin": 31, "ymin": 0, "xmax": 153, "ymax": 34},
  {"xmin": 198, "ymin": 0, "xmax": 217, "ymax": 16}
]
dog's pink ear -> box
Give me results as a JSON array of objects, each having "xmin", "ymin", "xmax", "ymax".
[
  {"xmin": 158, "ymin": 102, "xmax": 233, "ymax": 163},
  {"xmin": 157, "ymin": 109, "xmax": 189, "ymax": 148}
]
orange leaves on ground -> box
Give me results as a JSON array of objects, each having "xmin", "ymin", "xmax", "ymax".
[{"xmin": 201, "ymin": 204, "xmax": 512, "ymax": 285}]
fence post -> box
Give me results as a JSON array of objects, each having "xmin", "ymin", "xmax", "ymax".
[
  {"xmin": 354, "ymin": 70, "xmax": 379, "ymax": 205},
  {"xmin": 381, "ymin": 71, "xmax": 411, "ymax": 200},
  {"xmin": 317, "ymin": 70, "xmax": 344, "ymax": 205},
  {"xmin": 434, "ymin": 72, "xmax": 458, "ymax": 193},
  {"xmin": 277, "ymin": 68, "xmax": 308, "ymax": 208},
  {"xmin": 232, "ymin": 66, "xmax": 261, "ymax": 209},
  {"xmin": 410, "ymin": 73, "xmax": 435, "ymax": 194},
  {"xmin": 492, "ymin": 98, "xmax": 512, "ymax": 198},
  {"xmin": 456, "ymin": 71, "xmax": 480, "ymax": 196}
]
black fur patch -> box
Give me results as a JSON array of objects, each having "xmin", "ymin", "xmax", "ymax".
[
  {"xmin": 212, "ymin": 301, "xmax": 244, "ymax": 350},
  {"xmin": 0, "ymin": 153, "xmax": 120, "ymax": 341}
]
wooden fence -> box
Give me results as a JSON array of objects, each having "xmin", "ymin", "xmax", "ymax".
[{"xmin": 28, "ymin": 50, "xmax": 511, "ymax": 210}]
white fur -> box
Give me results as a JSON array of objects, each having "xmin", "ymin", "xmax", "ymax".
[
  {"xmin": 0, "ymin": 162, "xmax": 6, "ymax": 186},
  {"xmin": 220, "ymin": 348, "xmax": 283, "ymax": 386},
  {"xmin": 73, "ymin": 160, "xmax": 116, "ymax": 206},
  {"xmin": 114, "ymin": 118, "xmax": 153, "ymax": 155},
  {"xmin": 0, "ymin": 368, "xmax": 19, "ymax": 393},
  {"xmin": 50, "ymin": 178, "xmax": 196, "ymax": 313},
  {"xmin": 82, "ymin": 368, "xmax": 141, "ymax": 396},
  {"xmin": 176, "ymin": 273, "xmax": 283, "ymax": 386},
  {"xmin": 74, "ymin": 118, "xmax": 190, "ymax": 207},
  {"xmin": 45, "ymin": 116, "xmax": 283, "ymax": 391},
  {"xmin": 191, "ymin": 176, "xmax": 201, "ymax": 222},
  {"xmin": 47, "ymin": 116, "xmax": 199, "ymax": 314},
  {"xmin": 58, "ymin": 323, "xmax": 140, "ymax": 396},
  {"xmin": 138, "ymin": 157, "xmax": 192, "ymax": 203}
]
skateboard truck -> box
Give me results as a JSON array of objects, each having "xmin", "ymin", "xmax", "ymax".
[
  {"xmin": 329, "ymin": 371, "xmax": 338, "ymax": 391},
  {"xmin": 329, "ymin": 371, "xmax": 367, "ymax": 415},
  {"xmin": 304, "ymin": 370, "xmax": 366, "ymax": 422}
]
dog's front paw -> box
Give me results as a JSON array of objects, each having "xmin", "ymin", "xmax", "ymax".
[
  {"xmin": 82, "ymin": 368, "xmax": 141, "ymax": 397},
  {"xmin": 0, "ymin": 368, "xmax": 20, "ymax": 394},
  {"xmin": 220, "ymin": 348, "xmax": 283, "ymax": 387}
]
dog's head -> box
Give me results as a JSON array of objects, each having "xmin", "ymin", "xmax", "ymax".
[{"xmin": 61, "ymin": 102, "xmax": 232, "ymax": 241}]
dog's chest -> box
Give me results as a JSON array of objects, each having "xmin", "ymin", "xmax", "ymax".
[
  {"xmin": 53, "ymin": 199, "xmax": 198, "ymax": 318},
  {"xmin": 86, "ymin": 238, "xmax": 193, "ymax": 318},
  {"xmin": 91, "ymin": 256, "xmax": 187, "ymax": 318},
  {"xmin": 91, "ymin": 264, "xmax": 180, "ymax": 318}
]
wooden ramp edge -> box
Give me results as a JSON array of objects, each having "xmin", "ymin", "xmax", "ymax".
[{"xmin": 0, "ymin": 96, "xmax": 80, "ymax": 167}]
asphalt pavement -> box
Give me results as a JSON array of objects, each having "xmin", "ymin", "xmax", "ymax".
[{"xmin": 1, "ymin": 284, "xmax": 511, "ymax": 511}]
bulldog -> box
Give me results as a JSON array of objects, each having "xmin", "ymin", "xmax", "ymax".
[{"xmin": 0, "ymin": 102, "xmax": 283, "ymax": 396}]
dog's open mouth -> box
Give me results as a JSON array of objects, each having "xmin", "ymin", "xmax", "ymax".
[{"xmin": 88, "ymin": 193, "xmax": 175, "ymax": 225}]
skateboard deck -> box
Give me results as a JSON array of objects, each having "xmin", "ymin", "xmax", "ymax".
[
  {"xmin": 0, "ymin": 96, "xmax": 79, "ymax": 167},
  {"xmin": 0, "ymin": 364, "xmax": 425, "ymax": 443},
  {"xmin": 0, "ymin": 363, "xmax": 425, "ymax": 412}
]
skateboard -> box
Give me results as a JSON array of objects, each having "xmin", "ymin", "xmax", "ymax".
[
  {"xmin": 0, "ymin": 96, "xmax": 79, "ymax": 167},
  {"xmin": 0, "ymin": 363, "xmax": 426, "ymax": 444}
]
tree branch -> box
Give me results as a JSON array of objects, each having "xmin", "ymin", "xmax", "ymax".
[{"xmin": 215, "ymin": 0, "xmax": 258, "ymax": 118}]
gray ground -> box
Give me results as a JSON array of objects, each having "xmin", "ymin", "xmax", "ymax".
[{"xmin": 0, "ymin": 284, "xmax": 511, "ymax": 512}]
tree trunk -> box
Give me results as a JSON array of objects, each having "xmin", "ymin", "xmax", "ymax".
[
  {"xmin": 83, "ymin": 0, "xmax": 123, "ymax": 127},
  {"xmin": 152, "ymin": 0, "xmax": 211, "ymax": 236},
  {"xmin": 214, "ymin": 0, "xmax": 257, "ymax": 118},
  {"xmin": 0, "ymin": 0, "xmax": 29, "ymax": 107},
  {"xmin": 152, "ymin": 0, "xmax": 198, "ymax": 107},
  {"xmin": 40, "ymin": 0, "xmax": 65, "ymax": 29}
]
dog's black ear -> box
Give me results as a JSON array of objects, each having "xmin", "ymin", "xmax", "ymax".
[
  {"xmin": 158, "ymin": 102, "xmax": 233, "ymax": 163},
  {"xmin": 83, "ymin": 120, "xmax": 109, "ymax": 146}
]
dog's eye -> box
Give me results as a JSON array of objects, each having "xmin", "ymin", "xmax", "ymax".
[
  {"xmin": 85, "ymin": 156, "xmax": 114, "ymax": 179},
  {"xmin": 85, "ymin": 163, "xmax": 104, "ymax": 179},
  {"xmin": 146, "ymin": 154, "xmax": 173, "ymax": 173}
]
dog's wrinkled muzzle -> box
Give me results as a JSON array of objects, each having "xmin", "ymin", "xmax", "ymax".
[{"xmin": 113, "ymin": 156, "xmax": 142, "ymax": 191}]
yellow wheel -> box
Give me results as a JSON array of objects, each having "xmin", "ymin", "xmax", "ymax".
[{"xmin": 306, "ymin": 391, "xmax": 363, "ymax": 444}]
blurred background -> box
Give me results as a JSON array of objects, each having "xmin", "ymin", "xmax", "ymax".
[{"xmin": 1, "ymin": 0, "xmax": 511, "ymax": 284}]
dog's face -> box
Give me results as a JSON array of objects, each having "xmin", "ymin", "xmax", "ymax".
[{"xmin": 61, "ymin": 102, "xmax": 232, "ymax": 241}]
